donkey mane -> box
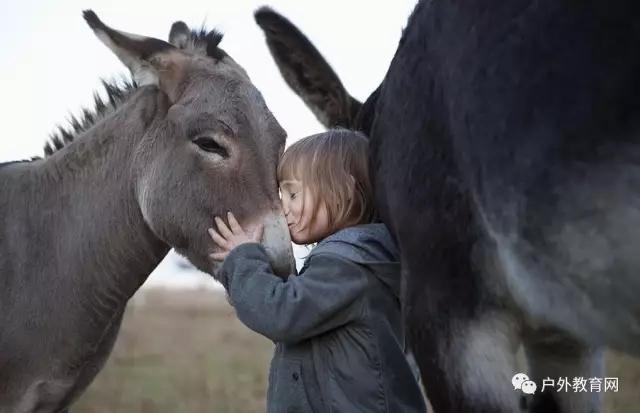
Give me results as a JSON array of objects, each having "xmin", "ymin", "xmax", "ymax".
[
  {"xmin": 42, "ymin": 26, "xmax": 225, "ymax": 158},
  {"xmin": 174, "ymin": 24, "xmax": 227, "ymax": 61},
  {"xmin": 44, "ymin": 78, "xmax": 136, "ymax": 157}
]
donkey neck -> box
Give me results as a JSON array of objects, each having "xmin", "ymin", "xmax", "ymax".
[{"xmin": 31, "ymin": 86, "xmax": 170, "ymax": 310}]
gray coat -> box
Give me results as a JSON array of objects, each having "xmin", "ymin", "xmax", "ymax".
[{"xmin": 220, "ymin": 224, "xmax": 427, "ymax": 413}]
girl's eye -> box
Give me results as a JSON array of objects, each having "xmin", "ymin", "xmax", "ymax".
[{"xmin": 290, "ymin": 192, "xmax": 298, "ymax": 200}]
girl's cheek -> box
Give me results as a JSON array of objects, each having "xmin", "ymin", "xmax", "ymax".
[{"xmin": 290, "ymin": 229, "xmax": 304, "ymax": 244}]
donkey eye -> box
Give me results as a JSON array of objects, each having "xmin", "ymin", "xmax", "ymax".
[{"xmin": 193, "ymin": 136, "xmax": 229, "ymax": 158}]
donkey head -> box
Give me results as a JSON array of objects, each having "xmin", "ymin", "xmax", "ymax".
[{"xmin": 84, "ymin": 11, "xmax": 294, "ymax": 276}]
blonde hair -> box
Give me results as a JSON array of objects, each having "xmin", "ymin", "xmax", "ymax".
[{"xmin": 277, "ymin": 129, "xmax": 374, "ymax": 234}]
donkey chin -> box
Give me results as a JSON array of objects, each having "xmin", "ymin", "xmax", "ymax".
[{"xmin": 177, "ymin": 211, "xmax": 296, "ymax": 280}]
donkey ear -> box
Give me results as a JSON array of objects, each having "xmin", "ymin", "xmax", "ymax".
[
  {"xmin": 169, "ymin": 21, "xmax": 190, "ymax": 49},
  {"xmin": 83, "ymin": 10, "xmax": 185, "ymax": 101},
  {"xmin": 254, "ymin": 7, "xmax": 361, "ymax": 129}
]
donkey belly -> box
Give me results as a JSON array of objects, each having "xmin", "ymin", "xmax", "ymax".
[{"xmin": 489, "ymin": 158, "xmax": 640, "ymax": 355}]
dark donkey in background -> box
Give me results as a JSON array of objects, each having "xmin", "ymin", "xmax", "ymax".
[
  {"xmin": 0, "ymin": 11, "xmax": 294, "ymax": 412},
  {"xmin": 256, "ymin": 2, "xmax": 640, "ymax": 412}
]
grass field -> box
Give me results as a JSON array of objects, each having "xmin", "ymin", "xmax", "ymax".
[{"xmin": 75, "ymin": 288, "xmax": 640, "ymax": 413}]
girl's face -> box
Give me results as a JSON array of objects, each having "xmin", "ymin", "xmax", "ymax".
[{"xmin": 280, "ymin": 179, "xmax": 331, "ymax": 244}]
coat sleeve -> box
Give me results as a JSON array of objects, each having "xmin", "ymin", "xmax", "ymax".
[{"xmin": 219, "ymin": 243, "xmax": 368, "ymax": 344}]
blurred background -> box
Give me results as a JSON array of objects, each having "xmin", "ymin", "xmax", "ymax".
[{"xmin": 1, "ymin": 1, "xmax": 639, "ymax": 412}]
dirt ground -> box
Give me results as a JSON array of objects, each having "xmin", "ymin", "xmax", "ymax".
[{"xmin": 75, "ymin": 288, "xmax": 640, "ymax": 413}]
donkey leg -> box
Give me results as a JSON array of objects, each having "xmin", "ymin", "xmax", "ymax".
[
  {"xmin": 405, "ymin": 270, "xmax": 524, "ymax": 413},
  {"xmin": 523, "ymin": 329, "xmax": 604, "ymax": 413}
]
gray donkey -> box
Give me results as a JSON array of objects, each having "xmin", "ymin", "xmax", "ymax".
[{"xmin": 0, "ymin": 11, "xmax": 294, "ymax": 412}]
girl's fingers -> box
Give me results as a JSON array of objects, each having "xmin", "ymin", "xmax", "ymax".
[
  {"xmin": 208, "ymin": 228, "xmax": 229, "ymax": 248},
  {"xmin": 209, "ymin": 252, "xmax": 227, "ymax": 261},
  {"xmin": 214, "ymin": 216, "xmax": 233, "ymax": 239},
  {"xmin": 227, "ymin": 211, "xmax": 244, "ymax": 234}
]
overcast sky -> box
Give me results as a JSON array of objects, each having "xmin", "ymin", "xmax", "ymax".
[{"xmin": 0, "ymin": 0, "xmax": 417, "ymax": 287}]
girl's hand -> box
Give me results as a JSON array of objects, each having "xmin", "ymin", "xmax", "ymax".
[{"xmin": 208, "ymin": 212, "xmax": 264, "ymax": 262}]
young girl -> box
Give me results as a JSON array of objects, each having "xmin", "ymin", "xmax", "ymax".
[{"xmin": 207, "ymin": 129, "xmax": 427, "ymax": 413}]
